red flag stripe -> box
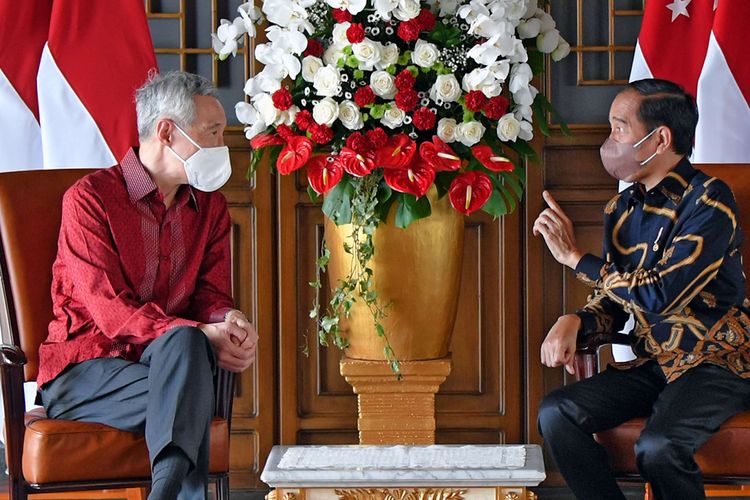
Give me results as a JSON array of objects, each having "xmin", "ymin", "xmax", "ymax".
[
  {"xmin": 47, "ymin": 0, "xmax": 157, "ymax": 160},
  {"xmin": 713, "ymin": 0, "xmax": 750, "ymax": 107},
  {"xmin": 0, "ymin": 0, "xmax": 52, "ymax": 119}
]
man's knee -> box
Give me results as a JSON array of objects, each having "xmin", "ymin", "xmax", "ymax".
[
  {"xmin": 635, "ymin": 430, "xmax": 692, "ymax": 477},
  {"xmin": 538, "ymin": 390, "xmax": 571, "ymax": 438}
]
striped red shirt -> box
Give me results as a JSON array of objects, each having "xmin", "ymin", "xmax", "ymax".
[{"xmin": 38, "ymin": 149, "xmax": 234, "ymax": 387}]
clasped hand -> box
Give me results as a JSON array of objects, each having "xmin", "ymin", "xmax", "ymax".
[{"xmin": 200, "ymin": 310, "xmax": 258, "ymax": 372}]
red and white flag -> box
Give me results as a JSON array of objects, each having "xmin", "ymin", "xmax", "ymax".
[
  {"xmin": 0, "ymin": 0, "xmax": 157, "ymax": 171},
  {"xmin": 630, "ymin": 0, "xmax": 750, "ymax": 163}
]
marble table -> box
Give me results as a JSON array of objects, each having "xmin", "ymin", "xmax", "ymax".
[{"xmin": 261, "ymin": 444, "xmax": 545, "ymax": 499}]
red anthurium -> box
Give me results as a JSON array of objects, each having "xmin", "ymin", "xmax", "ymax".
[
  {"xmin": 307, "ymin": 155, "xmax": 344, "ymax": 194},
  {"xmin": 448, "ymin": 170, "xmax": 493, "ymax": 215},
  {"xmin": 276, "ymin": 135, "xmax": 313, "ymax": 175},
  {"xmin": 383, "ymin": 156, "xmax": 436, "ymax": 198},
  {"xmin": 338, "ymin": 147, "xmax": 376, "ymax": 177},
  {"xmin": 375, "ymin": 134, "xmax": 417, "ymax": 169},
  {"xmin": 250, "ymin": 133, "xmax": 284, "ymax": 149},
  {"xmin": 471, "ymin": 145, "xmax": 514, "ymax": 172},
  {"xmin": 419, "ymin": 136, "xmax": 461, "ymax": 171}
]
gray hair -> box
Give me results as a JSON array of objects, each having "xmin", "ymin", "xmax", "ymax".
[{"xmin": 135, "ymin": 71, "xmax": 218, "ymax": 140}]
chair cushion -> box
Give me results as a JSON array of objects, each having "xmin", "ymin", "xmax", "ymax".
[
  {"xmin": 22, "ymin": 408, "xmax": 229, "ymax": 484},
  {"xmin": 595, "ymin": 411, "xmax": 750, "ymax": 478}
]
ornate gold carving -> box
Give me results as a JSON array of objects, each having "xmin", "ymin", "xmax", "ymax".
[
  {"xmin": 504, "ymin": 493, "xmax": 519, "ymax": 500},
  {"xmin": 265, "ymin": 491, "xmax": 278, "ymax": 500},
  {"xmin": 283, "ymin": 494, "xmax": 298, "ymax": 500},
  {"xmin": 334, "ymin": 488, "xmax": 466, "ymax": 499}
]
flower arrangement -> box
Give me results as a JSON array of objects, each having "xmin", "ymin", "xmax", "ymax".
[{"xmin": 214, "ymin": 0, "xmax": 568, "ymax": 370}]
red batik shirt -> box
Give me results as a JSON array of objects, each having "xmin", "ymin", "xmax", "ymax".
[{"xmin": 38, "ymin": 148, "xmax": 234, "ymax": 387}]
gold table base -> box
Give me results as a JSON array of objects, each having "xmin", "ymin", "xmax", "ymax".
[{"xmin": 266, "ymin": 487, "xmax": 537, "ymax": 499}]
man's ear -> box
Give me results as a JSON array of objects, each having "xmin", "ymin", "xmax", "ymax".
[
  {"xmin": 655, "ymin": 126, "xmax": 673, "ymax": 154},
  {"xmin": 154, "ymin": 119, "xmax": 174, "ymax": 146}
]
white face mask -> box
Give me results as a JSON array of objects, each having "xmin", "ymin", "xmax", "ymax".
[{"xmin": 167, "ymin": 123, "xmax": 231, "ymax": 192}]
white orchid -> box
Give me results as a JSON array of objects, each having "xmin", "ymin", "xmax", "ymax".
[
  {"xmin": 537, "ymin": 28, "xmax": 561, "ymax": 54},
  {"xmin": 243, "ymin": 65, "xmax": 286, "ymax": 97},
  {"xmin": 552, "ymin": 40, "xmax": 571, "ymax": 62},
  {"xmin": 374, "ymin": 0, "xmax": 399, "ymax": 19},
  {"xmin": 211, "ymin": 18, "xmax": 246, "ymax": 59},
  {"xmin": 517, "ymin": 18, "xmax": 541, "ymax": 39},
  {"xmin": 326, "ymin": 0, "xmax": 367, "ymax": 15},
  {"xmin": 263, "ymin": 0, "xmax": 314, "ymax": 32},
  {"xmin": 438, "ymin": 0, "xmax": 461, "ymax": 16},
  {"xmin": 462, "ymin": 68, "xmax": 503, "ymax": 97},
  {"xmin": 237, "ymin": 3, "xmax": 263, "ymax": 37}
]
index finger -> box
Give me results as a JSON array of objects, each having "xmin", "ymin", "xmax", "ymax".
[{"xmin": 542, "ymin": 190, "xmax": 564, "ymax": 214}]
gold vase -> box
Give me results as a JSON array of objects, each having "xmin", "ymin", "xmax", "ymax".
[{"xmin": 324, "ymin": 187, "xmax": 465, "ymax": 361}]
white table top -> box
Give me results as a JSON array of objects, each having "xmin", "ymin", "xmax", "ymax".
[{"xmin": 261, "ymin": 444, "xmax": 546, "ymax": 488}]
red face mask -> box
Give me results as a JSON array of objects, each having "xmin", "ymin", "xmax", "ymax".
[{"xmin": 600, "ymin": 128, "xmax": 658, "ymax": 181}]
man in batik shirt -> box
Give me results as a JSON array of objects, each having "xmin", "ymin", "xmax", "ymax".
[{"xmin": 535, "ymin": 78, "xmax": 750, "ymax": 500}]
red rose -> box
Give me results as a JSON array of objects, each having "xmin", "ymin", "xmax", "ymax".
[
  {"xmin": 395, "ymin": 69, "xmax": 416, "ymax": 91},
  {"xmin": 310, "ymin": 123, "xmax": 334, "ymax": 144},
  {"xmin": 464, "ymin": 90, "xmax": 488, "ymax": 112},
  {"xmin": 354, "ymin": 86, "xmax": 376, "ymax": 107},
  {"xmin": 484, "ymin": 95, "xmax": 510, "ymax": 120},
  {"xmin": 276, "ymin": 124, "xmax": 295, "ymax": 140},
  {"xmin": 366, "ymin": 128, "xmax": 388, "ymax": 148},
  {"xmin": 397, "ymin": 20, "xmax": 420, "ymax": 42},
  {"xmin": 412, "ymin": 107, "xmax": 436, "ymax": 131},
  {"xmin": 332, "ymin": 8, "xmax": 352, "ymax": 22},
  {"xmin": 295, "ymin": 110, "xmax": 313, "ymax": 131},
  {"xmin": 416, "ymin": 9, "xmax": 436, "ymax": 31},
  {"xmin": 272, "ymin": 88, "xmax": 293, "ymax": 111},
  {"xmin": 303, "ymin": 39, "xmax": 324, "ymax": 58},
  {"xmin": 346, "ymin": 23, "xmax": 366, "ymax": 44},
  {"xmin": 395, "ymin": 89, "xmax": 419, "ymax": 111}
]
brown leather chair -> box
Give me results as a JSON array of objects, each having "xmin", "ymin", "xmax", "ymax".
[
  {"xmin": 574, "ymin": 164, "xmax": 750, "ymax": 498},
  {"xmin": 0, "ymin": 169, "xmax": 235, "ymax": 499}
]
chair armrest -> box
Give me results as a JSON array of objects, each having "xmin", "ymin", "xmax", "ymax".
[
  {"xmin": 1, "ymin": 344, "xmax": 27, "ymax": 367},
  {"xmin": 0, "ymin": 344, "xmax": 28, "ymax": 482},
  {"xmin": 574, "ymin": 333, "xmax": 633, "ymax": 381}
]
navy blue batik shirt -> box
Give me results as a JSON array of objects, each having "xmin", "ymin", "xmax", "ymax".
[{"xmin": 574, "ymin": 158, "xmax": 750, "ymax": 382}]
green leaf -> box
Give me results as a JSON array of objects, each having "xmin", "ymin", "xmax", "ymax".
[
  {"xmin": 322, "ymin": 176, "xmax": 355, "ymax": 224},
  {"xmin": 463, "ymin": 109, "xmax": 475, "ymax": 122},
  {"xmin": 535, "ymin": 92, "xmax": 571, "ymax": 135},
  {"xmin": 267, "ymin": 144, "xmax": 284, "ymax": 171},
  {"xmin": 307, "ymin": 185, "xmax": 320, "ymax": 202},
  {"xmin": 528, "ymin": 49, "xmax": 544, "ymax": 76},
  {"xmin": 532, "ymin": 97, "xmax": 551, "ymax": 137},
  {"xmin": 482, "ymin": 190, "xmax": 509, "ymax": 218},
  {"xmin": 394, "ymin": 194, "xmax": 432, "ymax": 228},
  {"xmin": 375, "ymin": 182, "xmax": 396, "ymax": 221},
  {"xmin": 505, "ymin": 140, "xmax": 538, "ymax": 161},
  {"xmin": 501, "ymin": 171, "xmax": 524, "ymax": 200},
  {"xmin": 248, "ymin": 146, "xmax": 265, "ymax": 180},
  {"xmin": 434, "ymin": 171, "xmax": 457, "ymax": 198}
]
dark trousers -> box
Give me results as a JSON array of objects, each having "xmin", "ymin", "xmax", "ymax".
[
  {"xmin": 538, "ymin": 361, "xmax": 750, "ymax": 500},
  {"xmin": 40, "ymin": 327, "xmax": 216, "ymax": 500}
]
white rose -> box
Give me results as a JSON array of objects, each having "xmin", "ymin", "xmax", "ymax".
[
  {"xmin": 353, "ymin": 38, "xmax": 383, "ymax": 70},
  {"xmin": 313, "ymin": 97, "xmax": 339, "ymax": 126},
  {"xmin": 455, "ymin": 120, "xmax": 486, "ymax": 146},
  {"xmin": 338, "ymin": 100, "xmax": 364, "ymax": 130},
  {"xmin": 302, "ymin": 56, "xmax": 324, "ymax": 83},
  {"xmin": 437, "ymin": 118, "xmax": 458, "ymax": 143},
  {"xmin": 332, "ymin": 22, "xmax": 351, "ymax": 45},
  {"xmin": 393, "ymin": 0, "xmax": 421, "ymax": 20},
  {"xmin": 517, "ymin": 18, "xmax": 541, "ymax": 39},
  {"xmin": 376, "ymin": 43, "xmax": 400, "ymax": 70},
  {"xmin": 429, "ymin": 74, "xmax": 462, "ymax": 103},
  {"xmin": 313, "ymin": 65, "xmax": 342, "ymax": 97},
  {"xmin": 537, "ymin": 28, "xmax": 560, "ymax": 54},
  {"xmin": 518, "ymin": 120, "xmax": 533, "ymax": 141},
  {"xmin": 496, "ymin": 113, "xmax": 521, "ymax": 142},
  {"xmin": 370, "ymin": 70, "xmax": 397, "ymax": 99},
  {"xmin": 381, "ymin": 106, "xmax": 406, "ymax": 129},
  {"xmin": 323, "ymin": 43, "xmax": 347, "ymax": 67},
  {"xmin": 552, "ymin": 40, "xmax": 571, "ymax": 62},
  {"xmin": 411, "ymin": 40, "xmax": 441, "ymax": 68},
  {"xmin": 253, "ymin": 93, "xmax": 280, "ymax": 126}
]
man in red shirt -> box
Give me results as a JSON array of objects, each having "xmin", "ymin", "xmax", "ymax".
[{"xmin": 37, "ymin": 71, "xmax": 257, "ymax": 500}]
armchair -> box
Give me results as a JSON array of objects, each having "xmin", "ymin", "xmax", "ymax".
[
  {"xmin": 0, "ymin": 169, "xmax": 234, "ymax": 499},
  {"xmin": 574, "ymin": 164, "xmax": 750, "ymax": 498}
]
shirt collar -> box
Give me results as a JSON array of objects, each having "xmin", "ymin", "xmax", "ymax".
[
  {"xmin": 119, "ymin": 148, "xmax": 199, "ymax": 210},
  {"xmin": 656, "ymin": 157, "xmax": 696, "ymax": 206}
]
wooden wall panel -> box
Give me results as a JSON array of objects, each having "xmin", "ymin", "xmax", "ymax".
[{"xmin": 222, "ymin": 132, "xmax": 276, "ymax": 490}]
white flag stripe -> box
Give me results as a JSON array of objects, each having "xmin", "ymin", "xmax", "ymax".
[
  {"xmin": 628, "ymin": 42, "xmax": 654, "ymax": 83},
  {"xmin": 694, "ymin": 32, "xmax": 750, "ymax": 163},
  {"xmin": 0, "ymin": 69, "xmax": 44, "ymax": 172},
  {"xmin": 37, "ymin": 44, "xmax": 116, "ymax": 169}
]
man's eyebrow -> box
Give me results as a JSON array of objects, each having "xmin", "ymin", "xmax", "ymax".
[{"xmin": 611, "ymin": 116, "xmax": 628, "ymax": 125}]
